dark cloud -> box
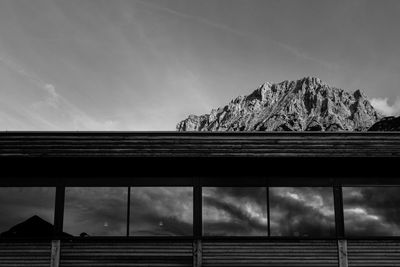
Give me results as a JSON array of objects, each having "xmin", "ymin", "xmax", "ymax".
[
  {"xmin": 269, "ymin": 187, "xmax": 335, "ymax": 237},
  {"xmin": 213, "ymin": 187, "xmax": 267, "ymax": 206},
  {"xmin": 3, "ymin": 186, "xmax": 399, "ymax": 238},
  {"xmin": 343, "ymin": 187, "xmax": 400, "ymax": 236},
  {"xmin": 203, "ymin": 195, "xmax": 268, "ymax": 236},
  {"xmin": 203, "ymin": 187, "xmax": 268, "ymax": 236}
]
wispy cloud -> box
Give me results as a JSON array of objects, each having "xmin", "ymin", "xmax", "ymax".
[
  {"xmin": 370, "ymin": 97, "xmax": 400, "ymax": 116},
  {"xmin": 135, "ymin": 0, "xmax": 340, "ymax": 72},
  {"xmin": 0, "ymin": 55, "xmax": 119, "ymax": 130},
  {"xmin": 0, "ymin": 56, "xmax": 46, "ymax": 89},
  {"xmin": 277, "ymin": 42, "xmax": 340, "ymax": 71},
  {"xmin": 135, "ymin": 0, "xmax": 248, "ymax": 38}
]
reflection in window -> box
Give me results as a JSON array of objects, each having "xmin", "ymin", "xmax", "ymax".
[
  {"xmin": 202, "ymin": 187, "xmax": 268, "ymax": 236},
  {"xmin": 64, "ymin": 187, "xmax": 127, "ymax": 236},
  {"xmin": 270, "ymin": 187, "xmax": 335, "ymax": 237},
  {"xmin": 130, "ymin": 187, "xmax": 193, "ymax": 236},
  {"xmin": 0, "ymin": 187, "xmax": 55, "ymax": 238},
  {"xmin": 343, "ymin": 187, "xmax": 400, "ymax": 236}
]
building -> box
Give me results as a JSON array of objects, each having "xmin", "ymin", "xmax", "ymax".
[{"xmin": 0, "ymin": 131, "xmax": 399, "ymax": 267}]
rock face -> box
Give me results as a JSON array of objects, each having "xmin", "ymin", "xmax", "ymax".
[
  {"xmin": 177, "ymin": 77, "xmax": 382, "ymax": 131},
  {"xmin": 368, "ymin": 116, "xmax": 400, "ymax": 131}
]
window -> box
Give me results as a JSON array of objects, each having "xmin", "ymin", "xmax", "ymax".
[
  {"xmin": 270, "ymin": 187, "xmax": 335, "ymax": 237},
  {"xmin": 130, "ymin": 187, "xmax": 193, "ymax": 236},
  {"xmin": 0, "ymin": 187, "xmax": 55, "ymax": 238},
  {"xmin": 202, "ymin": 187, "xmax": 268, "ymax": 236},
  {"xmin": 343, "ymin": 187, "xmax": 400, "ymax": 236},
  {"xmin": 64, "ymin": 187, "xmax": 127, "ymax": 236}
]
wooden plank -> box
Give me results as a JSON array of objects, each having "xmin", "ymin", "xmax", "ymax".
[
  {"xmin": 347, "ymin": 240, "xmax": 400, "ymax": 267},
  {"xmin": 1, "ymin": 132, "xmax": 400, "ymax": 158},
  {"xmin": 338, "ymin": 240, "xmax": 348, "ymax": 267},
  {"xmin": 51, "ymin": 240, "xmax": 60, "ymax": 267},
  {"xmin": 193, "ymin": 240, "xmax": 202, "ymax": 267},
  {"xmin": 202, "ymin": 240, "xmax": 338, "ymax": 267},
  {"xmin": 60, "ymin": 241, "xmax": 193, "ymax": 267},
  {"xmin": 0, "ymin": 242, "xmax": 51, "ymax": 267}
]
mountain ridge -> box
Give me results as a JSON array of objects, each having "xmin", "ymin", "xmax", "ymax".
[{"xmin": 177, "ymin": 77, "xmax": 382, "ymax": 132}]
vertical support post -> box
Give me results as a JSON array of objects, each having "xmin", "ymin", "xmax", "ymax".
[
  {"xmin": 193, "ymin": 239, "xmax": 202, "ymax": 267},
  {"xmin": 54, "ymin": 186, "xmax": 65, "ymax": 237},
  {"xmin": 337, "ymin": 240, "xmax": 348, "ymax": 267},
  {"xmin": 50, "ymin": 240, "xmax": 61, "ymax": 267},
  {"xmin": 193, "ymin": 178, "xmax": 202, "ymax": 267},
  {"xmin": 127, "ymin": 186, "xmax": 131, "ymax": 236},
  {"xmin": 266, "ymin": 186, "xmax": 270, "ymax": 237},
  {"xmin": 193, "ymin": 180, "xmax": 202, "ymax": 238},
  {"xmin": 333, "ymin": 186, "xmax": 345, "ymax": 239}
]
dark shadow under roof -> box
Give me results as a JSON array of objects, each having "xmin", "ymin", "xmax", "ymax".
[{"xmin": 0, "ymin": 131, "xmax": 399, "ymax": 158}]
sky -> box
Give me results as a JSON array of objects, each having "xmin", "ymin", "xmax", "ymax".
[
  {"xmin": 1, "ymin": 186, "xmax": 400, "ymax": 237},
  {"xmin": 0, "ymin": 0, "xmax": 399, "ymax": 130}
]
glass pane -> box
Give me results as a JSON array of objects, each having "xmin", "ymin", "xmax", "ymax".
[
  {"xmin": 0, "ymin": 187, "xmax": 55, "ymax": 238},
  {"xmin": 270, "ymin": 187, "xmax": 335, "ymax": 237},
  {"xmin": 343, "ymin": 187, "xmax": 400, "ymax": 236},
  {"xmin": 202, "ymin": 187, "xmax": 268, "ymax": 236},
  {"xmin": 64, "ymin": 187, "xmax": 127, "ymax": 236},
  {"xmin": 130, "ymin": 187, "xmax": 193, "ymax": 236}
]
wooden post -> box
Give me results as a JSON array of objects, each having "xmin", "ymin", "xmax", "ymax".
[
  {"xmin": 338, "ymin": 240, "xmax": 348, "ymax": 267},
  {"xmin": 54, "ymin": 186, "xmax": 65, "ymax": 237},
  {"xmin": 193, "ymin": 239, "xmax": 202, "ymax": 267},
  {"xmin": 333, "ymin": 186, "xmax": 345, "ymax": 238},
  {"xmin": 50, "ymin": 240, "xmax": 60, "ymax": 267},
  {"xmin": 193, "ymin": 179, "xmax": 202, "ymax": 267}
]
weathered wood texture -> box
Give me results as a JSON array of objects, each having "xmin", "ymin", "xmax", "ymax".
[
  {"xmin": 59, "ymin": 241, "xmax": 193, "ymax": 267},
  {"xmin": 338, "ymin": 240, "xmax": 348, "ymax": 267},
  {"xmin": 0, "ymin": 242, "xmax": 51, "ymax": 267},
  {"xmin": 0, "ymin": 132, "xmax": 399, "ymax": 158},
  {"xmin": 347, "ymin": 240, "xmax": 400, "ymax": 267},
  {"xmin": 201, "ymin": 240, "xmax": 339, "ymax": 267},
  {"xmin": 51, "ymin": 240, "xmax": 60, "ymax": 267}
]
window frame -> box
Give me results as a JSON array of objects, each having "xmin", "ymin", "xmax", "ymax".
[{"xmin": 2, "ymin": 177, "xmax": 400, "ymax": 240}]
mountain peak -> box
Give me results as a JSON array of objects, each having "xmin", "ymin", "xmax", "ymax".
[{"xmin": 177, "ymin": 77, "xmax": 382, "ymax": 132}]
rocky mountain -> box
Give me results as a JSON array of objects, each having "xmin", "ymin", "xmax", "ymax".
[
  {"xmin": 369, "ymin": 116, "xmax": 400, "ymax": 131},
  {"xmin": 177, "ymin": 77, "xmax": 382, "ymax": 131}
]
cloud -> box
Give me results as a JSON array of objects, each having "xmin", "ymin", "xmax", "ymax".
[
  {"xmin": 3, "ymin": 186, "xmax": 400, "ymax": 238},
  {"xmin": 277, "ymin": 42, "xmax": 340, "ymax": 71},
  {"xmin": 134, "ymin": 0, "xmax": 248, "ymax": 38},
  {"xmin": 0, "ymin": 55, "xmax": 121, "ymax": 130},
  {"xmin": 64, "ymin": 187, "xmax": 127, "ymax": 236},
  {"xmin": 0, "ymin": 56, "xmax": 45, "ymax": 88},
  {"xmin": 135, "ymin": 1, "xmax": 341, "ymax": 73},
  {"xmin": 343, "ymin": 187, "xmax": 400, "ymax": 236},
  {"xmin": 203, "ymin": 187, "xmax": 268, "ymax": 236},
  {"xmin": 130, "ymin": 187, "xmax": 193, "ymax": 236},
  {"xmin": 370, "ymin": 97, "xmax": 400, "ymax": 116},
  {"xmin": 269, "ymin": 187, "xmax": 336, "ymax": 237}
]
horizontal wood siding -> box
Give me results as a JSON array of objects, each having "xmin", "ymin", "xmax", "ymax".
[
  {"xmin": 0, "ymin": 132, "xmax": 399, "ymax": 157},
  {"xmin": 60, "ymin": 241, "xmax": 193, "ymax": 267},
  {"xmin": 348, "ymin": 240, "xmax": 400, "ymax": 267},
  {"xmin": 202, "ymin": 240, "xmax": 339, "ymax": 267},
  {"xmin": 0, "ymin": 242, "xmax": 51, "ymax": 267}
]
